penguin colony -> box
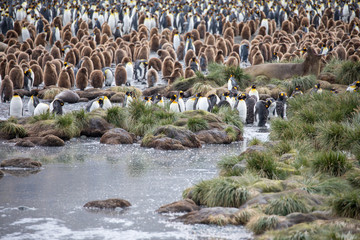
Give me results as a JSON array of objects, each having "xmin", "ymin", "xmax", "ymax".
[{"xmin": 0, "ymin": 0, "xmax": 359, "ymax": 126}]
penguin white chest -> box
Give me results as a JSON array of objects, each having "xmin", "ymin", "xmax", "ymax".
[
  {"xmin": 249, "ymin": 90, "xmax": 259, "ymax": 101},
  {"xmin": 126, "ymin": 64, "xmax": 133, "ymax": 82},
  {"xmin": 178, "ymin": 98, "xmax": 185, "ymax": 112},
  {"xmin": 34, "ymin": 103, "xmax": 50, "ymax": 116},
  {"xmin": 10, "ymin": 96, "xmax": 23, "ymax": 118},
  {"xmin": 21, "ymin": 28, "xmax": 30, "ymax": 41},
  {"xmin": 170, "ymin": 102, "xmax": 180, "ymax": 112},
  {"xmin": 103, "ymin": 99, "xmax": 112, "ymax": 109},
  {"xmin": 173, "ymin": 35, "xmax": 180, "ymax": 52},
  {"xmin": 197, "ymin": 97, "xmax": 209, "ymax": 111},
  {"xmin": 89, "ymin": 101, "xmax": 100, "ymax": 112},
  {"xmin": 237, "ymin": 100, "xmax": 247, "ymax": 123},
  {"xmin": 185, "ymin": 98, "xmax": 195, "ymax": 111}
]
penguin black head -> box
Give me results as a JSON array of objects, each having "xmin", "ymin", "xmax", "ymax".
[
  {"xmin": 315, "ymin": 83, "xmax": 320, "ymax": 89},
  {"xmin": 179, "ymin": 91, "xmax": 184, "ymax": 98},
  {"xmin": 330, "ymin": 88, "xmax": 338, "ymax": 94},
  {"xmin": 144, "ymin": 96, "xmax": 149, "ymax": 101},
  {"xmin": 251, "ymin": 85, "xmax": 256, "ymax": 89},
  {"xmin": 125, "ymin": 91, "xmax": 131, "ymax": 96},
  {"xmin": 278, "ymin": 92, "xmax": 287, "ymax": 100},
  {"xmin": 170, "ymin": 95, "xmax": 177, "ymax": 102},
  {"xmin": 52, "ymin": 99, "xmax": 64, "ymax": 115},
  {"xmin": 223, "ymin": 92, "xmax": 230, "ymax": 97},
  {"xmin": 196, "ymin": 93, "xmax": 202, "ymax": 98},
  {"xmin": 295, "ymin": 85, "xmax": 301, "ymax": 91},
  {"xmin": 356, "ymin": 81, "xmax": 360, "ymax": 87},
  {"xmin": 98, "ymin": 97, "xmax": 104, "ymax": 107}
]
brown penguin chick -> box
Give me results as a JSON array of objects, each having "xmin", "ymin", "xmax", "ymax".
[
  {"xmin": 5, "ymin": 30, "xmax": 18, "ymax": 40},
  {"xmin": 76, "ymin": 67, "xmax": 88, "ymax": 90},
  {"xmin": 58, "ymin": 69, "xmax": 71, "ymax": 89},
  {"xmin": 72, "ymin": 48, "xmax": 81, "ymax": 66},
  {"xmin": 0, "ymin": 75, "xmax": 14, "ymax": 102},
  {"xmin": 191, "ymin": 29, "xmax": 200, "ymax": 41},
  {"xmin": 149, "ymin": 34, "xmax": 160, "ymax": 52},
  {"xmin": 17, "ymin": 52, "xmax": 29, "ymax": 64},
  {"xmin": 42, "ymin": 53, "xmax": 54, "ymax": 70},
  {"xmin": 50, "ymin": 46, "xmax": 61, "ymax": 59},
  {"xmin": 102, "ymin": 51, "xmax": 112, "ymax": 67},
  {"xmin": 96, "ymin": 52, "xmax": 106, "ymax": 68},
  {"xmin": 225, "ymin": 56, "xmax": 239, "ymax": 67},
  {"xmin": 157, "ymin": 49, "xmax": 170, "ymax": 62},
  {"xmin": 30, "ymin": 64, "xmax": 43, "ymax": 87},
  {"xmin": 241, "ymin": 24, "xmax": 251, "ymax": 40},
  {"xmin": 349, "ymin": 55, "xmax": 360, "ymax": 62},
  {"xmin": 174, "ymin": 61, "xmax": 183, "ymax": 72},
  {"xmin": 81, "ymin": 46, "xmax": 92, "ymax": 57},
  {"xmin": 252, "ymin": 51, "xmax": 265, "ymax": 65},
  {"xmin": 150, "ymin": 27, "xmax": 158, "ymax": 38},
  {"xmin": 258, "ymin": 26, "xmax": 267, "ymax": 36},
  {"xmin": 66, "ymin": 66, "xmax": 75, "ymax": 87},
  {"xmin": 229, "ymin": 51, "xmax": 241, "ymax": 65},
  {"xmin": 0, "ymin": 60, "xmax": 7, "ymax": 79},
  {"xmin": 215, "ymin": 50, "xmax": 225, "ymax": 64},
  {"xmin": 184, "ymin": 50, "xmax": 195, "ymax": 67},
  {"xmin": 248, "ymin": 20, "xmax": 257, "ymax": 35},
  {"xmin": 147, "ymin": 68, "xmax": 158, "ymax": 88},
  {"xmin": 176, "ymin": 42, "xmax": 185, "ymax": 61},
  {"xmin": 184, "ymin": 67, "xmax": 195, "ymax": 79},
  {"xmin": 335, "ymin": 44, "xmax": 347, "ymax": 60},
  {"xmin": 90, "ymin": 70, "xmax": 104, "ymax": 89},
  {"xmin": 51, "ymin": 60, "xmax": 62, "ymax": 77},
  {"xmin": 101, "ymin": 22, "xmax": 112, "ymax": 37},
  {"xmin": 100, "ymin": 34, "xmax": 109, "ymax": 45},
  {"xmin": 114, "ymin": 64, "xmax": 127, "ymax": 86},
  {"xmin": 114, "ymin": 49, "xmax": 127, "ymax": 65},
  {"xmin": 6, "ymin": 60, "xmax": 17, "ymax": 76},
  {"xmin": 64, "ymin": 50, "xmax": 76, "ymax": 66},
  {"xmin": 44, "ymin": 62, "xmax": 58, "ymax": 86},
  {"xmin": 90, "ymin": 54, "xmax": 102, "ymax": 70},
  {"xmin": 9, "ymin": 65, "xmax": 24, "ymax": 89},
  {"xmin": 205, "ymin": 34, "xmax": 216, "ymax": 46},
  {"xmin": 13, "ymin": 20, "xmax": 21, "ymax": 36},
  {"xmin": 204, "ymin": 46, "xmax": 215, "ymax": 63},
  {"xmin": 216, "ymin": 38, "xmax": 228, "ymax": 56},
  {"xmin": 136, "ymin": 45, "xmax": 150, "ymax": 60},
  {"xmin": 121, "ymin": 57, "xmax": 131, "ymax": 65},
  {"xmin": 62, "ymin": 30, "xmax": 72, "ymax": 42},
  {"xmin": 162, "ymin": 56, "xmax": 174, "ymax": 78},
  {"xmin": 166, "ymin": 68, "xmax": 183, "ymax": 85},
  {"xmin": 196, "ymin": 20, "xmax": 206, "ymax": 39},
  {"xmin": 148, "ymin": 57, "xmax": 162, "ymax": 72},
  {"xmin": 193, "ymin": 40, "xmax": 203, "ymax": 56},
  {"xmin": 224, "ymin": 28, "xmax": 234, "ymax": 43},
  {"xmin": 281, "ymin": 20, "xmax": 292, "ymax": 34}
]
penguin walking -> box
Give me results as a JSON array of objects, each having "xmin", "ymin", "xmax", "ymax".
[
  {"xmin": 246, "ymin": 94, "xmax": 256, "ymax": 124},
  {"xmin": 9, "ymin": 94, "xmax": 23, "ymax": 118},
  {"xmin": 276, "ymin": 92, "xmax": 287, "ymax": 119},
  {"xmin": 169, "ymin": 95, "xmax": 181, "ymax": 112},
  {"xmin": 254, "ymin": 100, "xmax": 270, "ymax": 127},
  {"xmin": 310, "ymin": 83, "xmax": 322, "ymax": 94},
  {"xmin": 103, "ymin": 68, "xmax": 114, "ymax": 87},
  {"xmin": 34, "ymin": 103, "xmax": 50, "ymax": 116},
  {"xmin": 249, "ymin": 85, "xmax": 259, "ymax": 102},
  {"xmin": 27, "ymin": 95, "xmax": 40, "ymax": 115},
  {"xmin": 346, "ymin": 81, "xmax": 360, "ymax": 92},
  {"xmin": 86, "ymin": 97, "xmax": 104, "ymax": 112},
  {"xmin": 178, "ymin": 91, "xmax": 185, "ymax": 112},
  {"xmin": 154, "ymin": 94, "xmax": 165, "ymax": 108},
  {"xmin": 290, "ymin": 86, "xmax": 303, "ymax": 97},
  {"xmin": 235, "ymin": 94, "xmax": 247, "ymax": 123},
  {"xmin": 228, "ymin": 75, "xmax": 238, "ymax": 91},
  {"xmin": 195, "ymin": 93, "xmax": 209, "ymax": 111},
  {"xmin": 125, "ymin": 62, "xmax": 134, "ymax": 85},
  {"xmin": 50, "ymin": 98, "xmax": 65, "ymax": 115}
]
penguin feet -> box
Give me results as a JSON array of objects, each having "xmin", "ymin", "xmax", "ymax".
[{"xmin": 125, "ymin": 82, "xmax": 131, "ymax": 86}]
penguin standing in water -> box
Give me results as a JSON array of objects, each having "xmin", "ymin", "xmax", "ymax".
[
  {"xmin": 195, "ymin": 93, "xmax": 209, "ymax": 111},
  {"xmin": 134, "ymin": 60, "xmax": 148, "ymax": 83},
  {"xmin": 123, "ymin": 91, "xmax": 133, "ymax": 107},
  {"xmin": 227, "ymin": 75, "xmax": 238, "ymax": 91},
  {"xmin": 169, "ymin": 94, "xmax": 181, "ymax": 112},
  {"xmin": 23, "ymin": 69, "xmax": 34, "ymax": 91},
  {"xmin": 33, "ymin": 103, "xmax": 50, "ymax": 116},
  {"xmin": 154, "ymin": 94, "xmax": 165, "ymax": 108},
  {"xmin": 86, "ymin": 97, "xmax": 104, "ymax": 112},
  {"xmin": 50, "ymin": 98, "xmax": 65, "ymax": 115},
  {"xmin": 310, "ymin": 83, "xmax": 322, "ymax": 94},
  {"xmin": 249, "ymin": 85, "xmax": 259, "ymax": 102},
  {"xmin": 102, "ymin": 96, "xmax": 112, "ymax": 109},
  {"xmin": 255, "ymin": 100, "xmax": 270, "ymax": 127},
  {"xmin": 246, "ymin": 94, "xmax": 256, "ymax": 124},
  {"xmin": 27, "ymin": 94, "xmax": 40, "ymax": 115},
  {"xmin": 178, "ymin": 91, "xmax": 185, "ymax": 112},
  {"xmin": 266, "ymin": 98, "xmax": 277, "ymax": 120},
  {"xmin": 235, "ymin": 94, "xmax": 247, "ymax": 123},
  {"xmin": 290, "ymin": 85, "xmax": 303, "ymax": 97},
  {"xmin": 9, "ymin": 94, "xmax": 23, "ymax": 118},
  {"xmin": 276, "ymin": 92, "xmax": 287, "ymax": 119},
  {"xmin": 346, "ymin": 81, "xmax": 360, "ymax": 92},
  {"xmin": 125, "ymin": 61, "xmax": 134, "ymax": 85},
  {"xmin": 103, "ymin": 68, "xmax": 114, "ymax": 86}
]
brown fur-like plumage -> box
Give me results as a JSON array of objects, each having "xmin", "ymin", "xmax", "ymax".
[
  {"xmin": 50, "ymin": 46, "xmax": 61, "ymax": 59},
  {"xmin": 157, "ymin": 49, "xmax": 170, "ymax": 62},
  {"xmin": 252, "ymin": 51, "xmax": 265, "ymax": 65},
  {"xmin": 9, "ymin": 65, "xmax": 24, "ymax": 89},
  {"xmin": 185, "ymin": 50, "xmax": 196, "ymax": 67},
  {"xmin": 215, "ymin": 50, "xmax": 224, "ymax": 64},
  {"xmin": 147, "ymin": 68, "xmax": 158, "ymax": 87},
  {"xmin": 115, "ymin": 64, "xmax": 127, "ymax": 86},
  {"xmin": 17, "ymin": 52, "xmax": 29, "ymax": 64},
  {"xmin": 0, "ymin": 75, "xmax": 14, "ymax": 102},
  {"xmin": 90, "ymin": 70, "xmax": 104, "ymax": 88},
  {"xmin": 184, "ymin": 67, "xmax": 195, "ymax": 78},
  {"xmin": 90, "ymin": 54, "xmax": 102, "ymax": 70},
  {"xmin": 150, "ymin": 34, "xmax": 160, "ymax": 52},
  {"xmin": 44, "ymin": 62, "xmax": 58, "ymax": 86},
  {"xmin": 241, "ymin": 24, "xmax": 251, "ymax": 40},
  {"xmin": 225, "ymin": 56, "xmax": 239, "ymax": 67},
  {"xmin": 162, "ymin": 56, "xmax": 174, "ymax": 78},
  {"xmin": 148, "ymin": 57, "xmax": 162, "ymax": 71},
  {"xmin": 197, "ymin": 21, "xmax": 206, "ymax": 39},
  {"xmin": 58, "ymin": 69, "xmax": 71, "ymax": 88},
  {"xmin": 76, "ymin": 67, "xmax": 88, "ymax": 90},
  {"xmin": 204, "ymin": 47, "xmax": 215, "ymax": 63},
  {"xmin": 30, "ymin": 64, "xmax": 43, "ymax": 87},
  {"xmin": 176, "ymin": 42, "xmax": 185, "ymax": 61}
]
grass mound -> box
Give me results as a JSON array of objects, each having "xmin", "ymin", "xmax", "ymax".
[
  {"xmin": 247, "ymin": 215, "xmax": 279, "ymax": 235},
  {"xmin": 265, "ymin": 194, "xmax": 308, "ymax": 216},
  {"xmin": 246, "ymin": 152, "xmax": 279, "ymax": 179},
  {"xmin": 105, "ymin": 106, "xmax": 128, "ymax": 129},
  {"xmin": 283, "ymin": 75, "xmax": 317, "ymax": 95},
  {"xmin": 55, "ymin": 114, "xmax": 80, "ymax": 139},
  {"xmin": 331, "ymin": 191, "xmax": 360, "ymax": 219},
  {"xmin": 187, "ymin": 117, "xmax": 209, "ymax": 132},
  {"xmin": 71, "ymin": 109, "xmax": 89, "ymax": 129},
  {"xmin": 217, "ymin": 106, "xmax": 243, "ymax": 131},
  {"xmin": 336, "ymin": 61, "xmax": 360, "ymax": 85},
  {"xmin": 0, "ymin": 121, "xmax": 28, "ymax": 138},
  {"xmin": 312, "ymin": 151, "xmax": 351, "ymax": 177}
]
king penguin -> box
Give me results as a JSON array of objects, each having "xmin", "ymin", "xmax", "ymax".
[
  {"xmin": 102, "ymin": 96, "xmax": 112, "ymax": 110},
  {"xmin": 27, "ymin": 94, "xmax": 40, "ymax": 115},
  {"xmin": 178, "ymin": 91, "xmax": 185, "ymax": 112},
  {"xmin": 235, "ymin": 94, "xmax": 247, "ymax": 123},
  {"xmin": 155, "ymin": 94, "xmax": 165, "ymax": 108},
  {"xmin": 276, "ymin": 92, "xmax": 287, "ymax": 119},
  {"xmin": 9, "ymin": 93, "xmax": 23, "ymax": 118},
  {"xmin": 249, "ymin": 85, "xmax": 259, "ymax": 102},
  {"xmin": 266, "ymin": 98, "xmax": 277, "ymax": 120},
  {"xmin": 103, "ymin": 67, "xmax": 114, "ymax": 86},
  {"xmin": 86, "ymin": 97, "xmax": 103, "ymax": 112},
  {"xmin": 195, "ymin": 93, "xmax": 209, "ymax": 111},
  {"xmin": 34, "ymin": 103, "xmax": 50, "ymax": 116},
  {"xmin": 290, "ymin": 85, "xmax": 303, "ymax": 97},
  {"xmin": 346, "ymin": 80, "xmax": 360, "ymax": 92},
  {"xmin": 50, "ymin": 98, "xmax": 65, "ymax": 115},
  {"xmin": 310, "ymin": 83, "xmax": 322, "ymax": 94},
  {"xmin": 255, "ymin": 100, "xmax": 270, "ymax": 127},
  {"xmin": 123, "ymin": 91, "xmax": 133, "ymax": 107},
  {"xmin": 169, "ymin": 94, "xmax": 181, "ymax": 112},
  {"xmin": 125, "ymin": 61, "xmax": 134, "ymax": 85},
  {"xmin": 227, "ymin": 75, "xmax": 238, "ymax": 91}
]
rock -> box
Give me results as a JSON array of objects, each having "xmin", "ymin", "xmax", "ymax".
[
  {"xmin": 100, "ymin": 128, "xmax": 135, "ymax": 144},
  {"xmin": 317, "ymin": 80, "xmax": 332, "ymax": 89},
  {"xmin": 1, "ymin": 169, "xmax": 41, "ymax": 177},
  {"xmin": 83, "ymin": 198, "xmax": 131, "ymax": 209},
  {"xmin": 55, "ymin": 90, "xmax": 80, "ymax": 103},
  {"xmin": 142, "ymin": 85, "xmax": 169, "ymax": 97},
  {"xmin": 81, "ymin": 117, "xmax": 113, "ymax": 137},
  {"xmin": 176, "ymin": 207, "xmax": 239, "ymax": 225},
  {"xmin": 15, "ymin": 140, "xmax": 36, "ymax": 148},
  {"xmin": 157, "ymin": 199, "xmax": 200, "ymax": 213},
  {"xmin": 0, "ymin": 170, "xmax": 3, "ymax": 178},
  {"xmin": 319, "ymin": 72, "xmax": 336, "ymax": 83},
  {"xmin": 240, "ymin": 145, "xmax": 267, "ymax": 156},
  {"xmin": 196, "ymin": 129, "xmax": 232, "ymax": 144},
  {"xmin": 279, "ymin": 153, "xmax": 296, "ymax": 164},
  {"xmin": 0, "ymin": 158, "xmax": 42, "ymax": 169},
  {"xmin": 232, "ymin": 160, "xmax": 247, "ymax": 174},
  {"xmin": 79, "ymin": 98, "xmax": 89, "ymax": 102},
  {"xmin": 285, "ymin": 212, "xmax": 331, "ymax": 226},
  {"xmin": 153, "ymin": 126, "xmax": 201, "ymax": 148},
  {"xmin": 110, "ymin": 93, "xmax": 125, "ymax": 103},
  {"xmin": 39, "ymin": 134, "xmax": 65, "ymax": 146},
  {"xmin": 14, "ymin": 89, "xmax": 31, "ymax": 97},
  {"xmin": 76, "ymin": 89, "xmax": 115, "ymax": 100},
  {"xmin": 141, "ymin": 136, "xmax": 187, "ymax": 150}
]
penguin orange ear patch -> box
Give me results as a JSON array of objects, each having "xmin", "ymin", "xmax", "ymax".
[{"xmin": 60, "ymin": 102, "xmax": 64, "ymax": 106}]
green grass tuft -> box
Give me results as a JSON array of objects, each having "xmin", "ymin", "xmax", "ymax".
[
  {"xmin": 187, "ymin": 116, "xmax": 209, "ymax": 132},
  {"xmin": 55, "ymin": 114, "xmax": 80, "ymax": 139},
  {"xmin": 105, "ymin": 106, "xmax": 128, "ymax": 129},
  {"xmin": 312, "ymin": 151, "xmax": 351, "ymax": 177},
  {"xmin": 331, "ymin": 191, "xmax": 360, "ymax": 219},
  {"xmin": 247, "ymin": 215, "xmax": 279, "ymax": 235},
  {"xmin": 248, "ymin": 137, "xmax": 262, "ymax": 146},
  {"xmin": 71, "ymin": 109, "xmax": 89, "ymax": 130},
  {"xmin": 217, "ymin": 155, "xmax": 243, "ymax": 176},
  {"xmin": 28, "ymin": 111, "xmax": 54, "ymax": 124},
  {"xmin": 265, "ymin": 194, "xmax": 309, "ymax": 216},
  {"xmin": 346, "ymin": 170, "xmax": 360, "ymax": 188},
  {"xmin": 217, "ymin": 106, "xmax": 243, "ymax": 131},
  {"xmin": 246, "ymin": 152, "xmax": 279, "ymax": 179},
  {"xmin": 302, "ymin": 176, "xmax": 352, "ymax": 196},
  {"xmin": 0, "ymin": 121, "xmax": 28, "ymax": 138},
  {"xmin": 272, "ymin": 141, "xmax": 292, "ymax": 156},
  {"xmin": 336, "ymin": 61, "xmax": 360, "ymax": 85},
  {"xmin": 283, "ymin": 75, "xmax": 317, "ymax": 96}
]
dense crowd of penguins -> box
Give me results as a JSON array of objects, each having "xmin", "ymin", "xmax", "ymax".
[{"xmin": 0, "ymin": 0, "xmax": 360, "ymax": 127}]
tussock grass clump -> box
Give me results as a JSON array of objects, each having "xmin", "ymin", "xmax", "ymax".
[
  {"xmin": 272, "ymin": 141, "xmax": 292, "ymax": 156},
  {"xmin": 192, "ymin": 82, "xmax": 215, "ymax": 96},
  {"xmin": 270, "ymin": 119, "xmax": 305, "ymax": 141},
  {"xmin": 187, "ymin": 117, "xmax": 208, "ymax": 132},
  {"xmin": 28, "ymin": 111, "xmax": 54, "ymax": 124},
  {"xmin": 71, "ymin": 109, "xmax": 89, "ymax": 129},
  {"xmin": 336, "ymin": 61, "xmax": 360, "ymax": 85},
  {"xmin": 265, "ymin": 194, "xmax": 309, "ymax": 216},
  {"xmin": 105, "ymin": 106, "xmax": 128, "ymax": 129},
  {"xmin": 225, "ymin": 126, "xmax": 238, "ymax": 142},
  {"xmin": 234, "ymin": 208, "xmax": 259, "ymax": 225},
  {"xmin": 109, "ymin": 86, "xmax": 142, "ymax": 98},
  {"xmin": 248, "ymin": 137, "xmax": 262, "ymax": 146},
  {"xmin": 283, "ymin": 75, "xmax": 317, "ymax": 95},
  {"xmin": 331, "ymin": 191, "xmax": 360, "ymax": 219},
  {"xmin": 223, "ymin": 65, "xmax": 251, "ymax": 89},
  {"xmin": 302, "ymin": 176, "xmax": 351, "ymax": 196},
  {"xmin": 315, "ymin": 121, "xmax": 347, "ymax": 150},
  {"xmin": 247, "ymin": 215, "xmax": 279, "ymax": 235},
  {"xmin": 312, "ymin": 151, "xmax": 351, "ymax": 177},
  {"xmin": 217, "ymin": 106, "xmax": 243, "ymax": 131},
  {"xmin": 322, "ymin": 58, "xmax": 344, "ymax": 75},
  {"xmin": 0, "ymin": 121, "xmax": 28, "ymax": 138},
  {"xmin": 246, "ymin": 152, "xmax": 279, "ymax": 179},
  {"xmin": 346, "ymin": 170, "xmax": 360, "ymax": 188},
  {"xmin": 55, "ymin": 114, "xmax": 80, "ymax": 139}
]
